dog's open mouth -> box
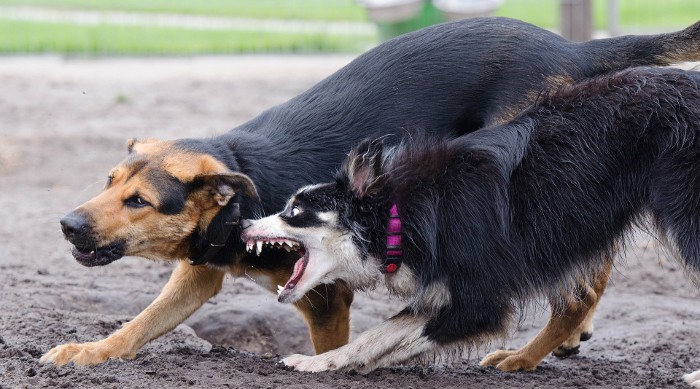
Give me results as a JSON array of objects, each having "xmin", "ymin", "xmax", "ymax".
[
  {"xmin": 245, "ymin": 237, "xmax": 307, "ymax": 301},
  {"xmin": 71, "ymin": 242, "xmax": 125, "ymax": 267}
]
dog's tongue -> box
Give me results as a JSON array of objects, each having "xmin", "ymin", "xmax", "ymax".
[{"xmin": 279, "ymin": 249, "xmax": 307, "ymax": 301}]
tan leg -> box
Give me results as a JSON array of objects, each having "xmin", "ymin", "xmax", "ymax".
[
  {"xmin": 294, "ymin": 281, "xmax": 354, "ymax": 354},
  {"xmin": 553, "ymin": 261, "xmax": 611, "ymax": 357},
  {"xmin": 41, "ymin": 261, "xmax": 225, "ymax": 366},
  {"xmin": 480, "ymin": 261, "xmax": 612, "ymax": 371},
  {"xmin": 243, "ymin": 258, "xmax": 354, "ymax": 355}
]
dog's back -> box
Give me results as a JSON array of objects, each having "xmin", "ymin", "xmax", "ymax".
[{"xmin": 238, "ymin": 17, "xmax": 700, "ymax": 140}]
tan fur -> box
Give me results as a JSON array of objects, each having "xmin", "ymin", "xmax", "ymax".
[
  {"xmin": 480, "ymin": 260, "xmax": 613, "ymax": 371},
  {"xmin": 41, "ymin": 139, "xmax": 353, "ymax": 365}
]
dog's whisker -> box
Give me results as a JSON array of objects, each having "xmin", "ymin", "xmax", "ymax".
[
  {"xmin": 303, "ymin": 295, "xmax": 317, "ymax": 311},
  {"xmin": 243, "ymin": 266, "xmax": 259, "ymax": 285},
  {"xmin": 308, "ymin": 287, "xmax": 329, "ymax": 303}
]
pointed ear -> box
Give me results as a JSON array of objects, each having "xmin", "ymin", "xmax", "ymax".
[
  {"xmin": 196, "ymin": 172, "xmax": 260, "ymax": 206},
  {"xmin": 344, "ymin": 138, "xmax": 384, "ymax": 198},
  {"xmin": 127, "ymin": 138, "xmax": 137, "ymax": 154},
  {"xmin": 127, "ymin": 137, "xmax": 162, "ymax": 155}
]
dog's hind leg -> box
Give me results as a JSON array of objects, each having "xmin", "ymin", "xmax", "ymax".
[
  {"xmin": 41, "ymin": 261, "xmax": 224, "ymax": 366},
  {"xmin": 293, "ymin": 281, "xmax": 354, "ymax": 354},
  {"xmin": 480, "ymin": 261, "xmax": 612, "ymax": 372},
  {"xmin": 553, "ymin": 259, "xmax": 612, "ymax": 358}
]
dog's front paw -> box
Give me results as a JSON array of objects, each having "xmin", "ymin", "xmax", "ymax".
[
  {"xmin": 480, "ymin": 349, "xmax": 538, "ymax": 372},
  {"xmin": 281, "ymin": 353, "xmax": 344, "ymax": 372},
  {"xmin": 684, "ymin": 370, "xmax": 700, "ymax": 388},
  {"xmin": 40, "ymin": 338, "xmax": 134, "ymax": 366}
]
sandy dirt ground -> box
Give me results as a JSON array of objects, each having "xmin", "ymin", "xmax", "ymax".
[{"xmin": 1, "ymin": 55, "xmax": 700, "ymax": 388}]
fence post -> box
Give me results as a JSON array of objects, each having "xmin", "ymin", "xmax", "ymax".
[{"xmin": 560, "ymin": 0, "xmax": 592, "ymax": 41}]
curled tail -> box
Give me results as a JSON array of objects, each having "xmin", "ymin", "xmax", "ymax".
[{"xmin": 581, "ymin": 20, "xmax": 700, "ymax": 76}]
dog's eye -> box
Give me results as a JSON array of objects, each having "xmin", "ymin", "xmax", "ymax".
[
  {"xmin": 106, "ymin": 175, "xmax": 114, "ymax": 186},
  {"xmin": 125, "ymin": 195, "xmax": 151, "ymax": 208},
  {"xmin": 290, "ymin": 206, "xmax": 301, "ymax": 217}
]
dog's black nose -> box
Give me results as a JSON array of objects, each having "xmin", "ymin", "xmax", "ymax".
[
  {"xmin": 60, "ymin": 212, "xmax": 89, "ymax": 240},
  {"xmin": 240, "ymin": 219, "xmax": 253, "ymax": 229}
]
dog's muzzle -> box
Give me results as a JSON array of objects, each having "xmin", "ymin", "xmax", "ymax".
[{"xmin": 60, "ymin": 211, "xmax": 125, "ymax": 267}]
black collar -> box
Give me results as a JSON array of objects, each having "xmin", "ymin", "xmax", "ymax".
[{"xmin": 188, "ymin": 202, "xmax": 241, "ymax": 266}]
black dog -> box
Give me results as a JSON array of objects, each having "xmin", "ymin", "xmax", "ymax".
[
  {"xmin": 44, "ymin": 18, "xmax": 700, "ymax": 367},
  {"xmin": 242, "ymin": 67, "xmax": 700, "ymax": 372}
]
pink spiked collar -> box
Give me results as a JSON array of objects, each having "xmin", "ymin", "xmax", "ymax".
[{"xmin": 384, "ymin": 203, "xmax": 402, "ymax": 274}]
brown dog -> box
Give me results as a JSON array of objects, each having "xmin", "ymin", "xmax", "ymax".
[{"xmin": 41, "ymin": 139, "xmax": 354, "ymax": 365}]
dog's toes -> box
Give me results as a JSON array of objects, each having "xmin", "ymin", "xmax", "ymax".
[
  {"xmin": 41, "ymin": 343, "xmax": 85, "ymax": 366},
  {"xmin": 480, "ymin": 349, "xmax": 517, "ymax": 367},
  {"xmin": 684, "ymin": 370, "xmax": 700, "ymax": 387},
  {"xmin": 40, "ymin": 340, "xmax": 132, "ymax": 366},
  {"xmin": 282, "ymin": 354, "xmax": 332, "ymax": 372},
  {"xmin": 552, "ymin": 344, "xmax": 580, "ymax": 358},
  {"xmin": 481, "ymin": 350, "xmax": 539, "ymax": 371},
  {"xmin": 40, "ymin": 347, "xmax": 62, "ymax": 365},
  {"xmin": 496, "ymin": 354, "xmax": 538, "ymax": 372},
  {"xmin": 282, "ymin": 351, "xmax": 351, "ymax": 373},
  {"xmin": 579, "ymin": 331, "xmax": 593, "ymax": 342}
]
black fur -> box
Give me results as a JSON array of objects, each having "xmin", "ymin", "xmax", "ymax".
[
  {"xmin": 183, "ymin": 17, "xmax": 700, "ymax": 265},
  {"xmin": 147, "ymin": 169, "xmax": 188, "ymax": 215},
  {"xmin": 323, "ymin": 67, "xmax": 700, "ymax": 348}
]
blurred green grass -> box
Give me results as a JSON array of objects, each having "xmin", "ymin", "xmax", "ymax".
[
  {"xmin": 494, "ymin": 0, "xmax": 700, "ymax": 30},
  {"xmin": 0, "ymin": 0, "xmax": 697, "ymax": 54},
  {"xmin": 0, "ymin": 0, "xmax": 368, "ymax": 21},
  {"xmin": 0, "ymin": 20, "xmax": 375, "ymax": 53}
]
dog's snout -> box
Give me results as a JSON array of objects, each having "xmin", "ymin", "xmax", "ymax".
[
  {"xmin": 240, "ymin": 219, "xmax": 253, "ymax": 230},
  {"xmin": 60, "ymin": 212, "xmax": 89, "ymax": 240}
]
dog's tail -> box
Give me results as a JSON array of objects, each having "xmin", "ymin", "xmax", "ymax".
[{"xmin": 581, "ymin": 20, "xmax": 700, "ymax": 75}]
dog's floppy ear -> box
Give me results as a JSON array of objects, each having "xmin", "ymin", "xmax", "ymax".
[
  {"xmin": 195, "ymin": 172, "xmax": 260, "ymax": 206},
  {"xmin": 344, "ymin": 138, "xmax": 384, "ymax": 198}
]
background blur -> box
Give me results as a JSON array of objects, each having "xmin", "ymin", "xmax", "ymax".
[{"xmin": 0, "ymin": 0, "xmax": 698, "ymax": 55}]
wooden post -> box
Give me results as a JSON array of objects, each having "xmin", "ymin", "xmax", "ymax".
[{"xmin": 560, "ymin": 0, "xmax": 592, "ymax": 41}]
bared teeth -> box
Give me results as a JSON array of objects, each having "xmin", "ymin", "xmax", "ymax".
[
  {"xmin": 246, "ymin": 238, "xmax": 302, "ymax": 255},
  {"xmin": 277, "ymin": 285, "xmax": 284, "ymax": 295}
]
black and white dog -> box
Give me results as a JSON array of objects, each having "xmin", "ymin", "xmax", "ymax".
[{"xmin": 241, "ymin": 67, "xmax": 700, "ymax": 373}]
